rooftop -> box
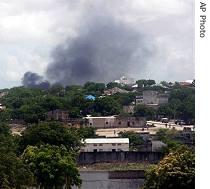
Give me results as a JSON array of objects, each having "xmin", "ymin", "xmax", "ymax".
[{"xmin": 84, "ymin": 138, "xmax": 129, "ymax": 144}]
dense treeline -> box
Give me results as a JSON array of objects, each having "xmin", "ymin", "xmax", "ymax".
[
  {"xmin": 0, "ymin": 122, "xmax": 96, "ymax": 188},
  {"xmin": 0, "ymin": 80, "xmax": 194, "ymax": 123}
]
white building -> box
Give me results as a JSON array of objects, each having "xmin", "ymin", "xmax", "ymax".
[
  {"xmin": 84, "ymin": 116, "xmax": 116, "ymax": 128},
  {"xmin": 114, "ymin": 76, "xmax": 135, "ymax": 85},
  {"xmin": 81, "ymin": 138, "xmax": 129, "ymax": 152}
]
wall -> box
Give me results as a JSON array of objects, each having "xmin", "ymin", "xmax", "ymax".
[
  {"xmin": 78, "ymin": 151, "xmax": 164, "ymax": 164},
  {"xmin": 115, "ymin": 117, "xmax": 146, "ymax": 127},
  {"xmin": 82, "ymin": 142, "xmax": 129, "ymax": 152},
  {"xmin": 72, "ymin": 170, "xmax": 145, "ymax": 189},
  {"xmin": 84, "ymin": 116, "xmax": 146, "ymax": 128},
  {"xmin": 86, "ymin": 117, "xmax": 115, "ymax": 128}
]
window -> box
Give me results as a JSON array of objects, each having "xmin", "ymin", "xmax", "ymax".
[
  {"xmin": 117, "ymin": 143, "xmax": 121, "ymax": 146},
  {"xmin": 89, "ymin": 123, "xmax": 92, "ymax": 126},
  {"xmin": 93, "ymin": 144, "xmax": 97, "ymax": 146},
  {"xmin": 99, "ymin": 144, "xmax": 103, "ymax": 146},
  {"xmin": 132, "ymin": 122, "xmax": 135, "ymax": 125},
  {"xmin": 112, "ymin": 149, "xmax": 116, "ymax": 152},
  {"xmin": 93, "ymin": 149, "xmax": 97, "ymax": 152},
  {"xmin": 112, "ymin": 143, "xmax": 116, "ymax": 146},
  {"xmin": 118, "ymin": 121, "xmax": 121, "ymax": 125},
  {"xmin": 106, "ymin": 122, "xmax": 108, "ymax": 124}
]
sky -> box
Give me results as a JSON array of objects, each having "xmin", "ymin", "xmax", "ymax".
[{"xmin": 0, "ymin": 0, "xmax": 194, "ymax": 88}]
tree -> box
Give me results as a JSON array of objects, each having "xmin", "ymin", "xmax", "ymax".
[
  {"xmin": 94, "ymin": 96, "xmax": 121, "ymax": 116},
  {"xmin": 19, "ymin": 122, "xmax": 82, "ymax": 153},
  {"xmin": 156, "ymin": 128, "xmax": 185, "ymax": 153},
  {"xmin": 84, "ymin": 82, "xmax": 105, "ymax": 94},
  {"xmin": 160, "ymin": 81, "xmax": 170, "ymax": 88},
  {"xmin": 142, "ymin": 146, "xmax": 194, "ymax": 189},
  {"xmin": 119, "ymin": 131, "xmax": 144, "ymax": 151},
  {"xmin": 22, "ymin": 145, "xmax": 81, "ymax": 189},
  {"xmin": 136, "ymin": 80, "xmax": 156, "ymax": 88},
  {"xmin": 134, "ymin": 105, "xmax": 155, "ymax": 120},
  {"xmin": 77, "ymin": 127, "xmax": 97, "ymax": 139},
  {"xmin": 0, "ymin": 123, "xmax": 35, "ymax": 188},
  {"xmin": 106, "ymin": 82, "xmax": 122, "ymax": 89}
]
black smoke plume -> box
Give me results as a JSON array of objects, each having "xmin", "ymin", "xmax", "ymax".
[
  {"xmin": 22, "ymin": 71, "xmax": 50, "ymax": 89},
  {"xmin": 46, "ymin": 14, "xmax": 152, "ymax": 85},
  {"xmin": 22, "ymin": 2, "xmax": 154, "ymax": 87}
]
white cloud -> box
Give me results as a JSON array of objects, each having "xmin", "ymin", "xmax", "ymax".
[{"xmin": 0, "ymin": 0, "xmax": 194, "ymax": 88}]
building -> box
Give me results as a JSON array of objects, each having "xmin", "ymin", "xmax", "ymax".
[
  {"xmin": 81, "ymin": 138, "xmax": 129, "ymax": 152},
  {"xmin": 135, "ymin": 95, "xmax": 143, "ymax": 105},
  {"xmin": 0, "ymin": 103, "xmax": 6, "ymax": 111},
  {"xmin": 46, "ymin": 109, "xmax": 69, "ymax": 122},
  {"xmin": 115, "ymin": 116, "xmax": 146, "ymax": 128},
  {"xmin": 84, "ymin": 116, "xmax": 116, "ymax": 128},
  {"xmin": 104, "ymin": 87, "xmax": 129, "ymax": 95},
  {"xmin": 0, "ymin": 91, "xmax": 8, "ymax": 98},
  {"xmin": 135, "ymin": 90, "xmax": 169, "ymax": 107},
  {"xmin": 85, "ymin": 95, "xmax": 96, "ymax": 101},
  {"xmin": 123, "ymin": 105, "xmax": 135, "ymax": 114},
  {"xmin": 114, "ymin": 76, "xmax": 135, "ymax": 85},
  {"xmin": 84, "ymin": 116, "xmax": 146, "ymax": 128}
]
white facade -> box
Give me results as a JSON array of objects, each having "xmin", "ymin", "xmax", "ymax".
[
  {"xmin": 114, "ymin": 76, "xmax": 135, "ymax": 85},
  {"xmin": 84, "ymin": 116, "xmax": 116, "ymax": 128},
  {"xmin": 81, "ymin": 138, "xmax": 129, "ymax": 152}
]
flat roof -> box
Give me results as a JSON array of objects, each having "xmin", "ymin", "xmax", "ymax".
[
  {"xmin": 84, "ymin": 116, "xmax": 116, "ymax": 119},
  {"xmin": 84, "ymin": 138, "xmax": 129, "ymax": 144}
]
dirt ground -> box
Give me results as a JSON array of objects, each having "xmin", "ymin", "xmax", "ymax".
[{"xmin": 96, "ymin": 121, "xmax": 194, "ymax": 137}]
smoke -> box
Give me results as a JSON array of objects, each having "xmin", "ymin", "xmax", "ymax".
[
  {"xmin": 22, "ymin": 71, "xmax": 50, "ymax": 89},
  {"xmin": 45, "ymin": 7, "xmax": 153, "ymax": 85},
  {"xmin": 22, "ymin": 1, "xmax": 155, "ymax": 87}
]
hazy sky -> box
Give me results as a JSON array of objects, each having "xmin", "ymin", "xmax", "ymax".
[{"xmin": 0, "ymin": 0, "xmax": 194, "ymax": 88}]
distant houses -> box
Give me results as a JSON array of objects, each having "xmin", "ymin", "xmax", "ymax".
[
  {"xmin": 46, "ymin": 109, "xmax": 70, "ymax": 122},
  {"xmin": 104, "ymin": 87, "xmax": 129, "ymax": 95},
  {"xmin": 83, "ymin": 115, "xmax": 146, "ymax": 128},
  {"xmin": 135, "ymin": 90, "xmax": 169, "ymax": 109}
]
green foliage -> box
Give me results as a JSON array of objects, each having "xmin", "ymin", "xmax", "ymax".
[
  {"xmin": 106, "ymin": 82, "xmax": 122, "ymax": 89},
  {"xmin": 94, "ymin": 96, "xmax": 121, "ymax": 116},
  {"xmin": 22, "ymin": 145, "xmax": 81, "ymax": 189},
  {"xmin": 0, "ymin": 109, "xmax": 12, "ymax": 122},
  {"xmin": 84, "ymin": 82, "xmax": 105, "ymax": 95},
  {"xmin": 134, "ymin": 105, "xmax": 156, "ymax": 119},
  {"xmin": 0, "ymin": 123, "xmax": 34, "ymax": 188},
  {"xmin": 136, "ymin": 79, "xmax": 156, "ymax": 88},
  {"xmin": 157, "ymin": 88, "xmax": 195, "ymax": 122},
  {"xmin": 142, "ymin": 146, "xmax": 194, "ymax": 189},
  {"xmin": 77, "ymin": 127, "xmax": 97, "ymax": 139},
  {"xmin": 119, "ymin": 131, "xmax": 144, "ymax": 150},
  {"xmin": 156, "ymin": 128, "xmax": 183, "ymax": 153},
  {"xmin": 19, "ymin": 122, "xmax": 82, "ymax": 153},
  {"xmin": 113, "ymin": 92, "xmax": 136, "ymax": 106}
]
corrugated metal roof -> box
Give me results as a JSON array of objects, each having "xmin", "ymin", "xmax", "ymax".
[{"xmin": 84, "ymin": 138, "xmax": 129, "ymax": 144}]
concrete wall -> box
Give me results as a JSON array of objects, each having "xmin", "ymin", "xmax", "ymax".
[
  {"xmin": 72, "ymin": 170, "xmax": 145, "ymax": 189},
  {"xmin": 85, "ymin": 116, "xmax": 146, "ymax": 128},
  {"xmin": 115, "ymin": 117, "xmax": 146, "ymax": 127},
  {"xmin": 81, "ymin": 142, "xmax": 129, "ymax": 152},
  {"xmin": 86, "ymin": 117, "xmax": 115, "ymax": 128},
  {"xmin": 78, "ymin": 151, "xmax": 164, "ymax": 164}
]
